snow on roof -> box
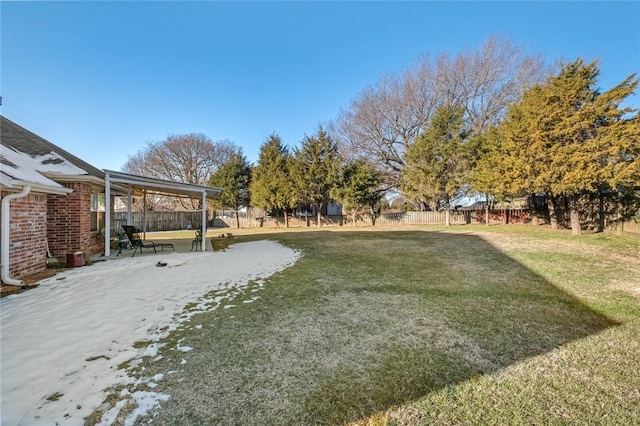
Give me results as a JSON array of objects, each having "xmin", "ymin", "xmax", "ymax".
[
  {"xmin": 0, "ymin": 146, "xmax": 86, "ymax": 190},
  {"xmin": 1, "ymin": 115, "xmax": 104, "ymax": 179},
  {"xmin": 451, "ymin": 193, "xmax": 487, "ymax": 208},
  {"xmin": 31, "ymin": 151, "xmax": 88, "ymax": 175}
]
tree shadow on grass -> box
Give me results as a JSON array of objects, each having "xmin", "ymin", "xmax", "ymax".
[{"xmin": 149, "ymin": 230, "xmax": 619, "ymax": 425}]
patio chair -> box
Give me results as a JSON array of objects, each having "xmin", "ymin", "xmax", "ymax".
[
  {"xmin": 113, "ymin": 230, "xmax": 132, "ymax": 256},
  {"xmin": 191, "ymin": 229, "xmax": 203, "ymax": 252},
  {"xmin": 121, "ymin": 225, "xmax": 175, "ymax": 257}
]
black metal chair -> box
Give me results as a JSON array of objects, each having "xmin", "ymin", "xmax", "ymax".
[
  {"xmin": 191, "ymin": 229, "xmax": 203, "ymax": 251},
  {"xmin": 114, "ymin": 230, "xmax": 131, "ymax": 256},
  {"xmin": 121, "ymin": 225, "xmax": 175, "ymax": 257}
]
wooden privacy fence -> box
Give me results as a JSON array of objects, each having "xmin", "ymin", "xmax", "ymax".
[
  {"xmin": 214, "ymin": 210, "xmax": 531, "ymax": 228},
  {"xmin": 607, "ymin": 217, "xmax": 640, "ymax": 236},
  {"xmin": 622, "ymin": 218, "xmax": 640, "ymax": 235},
  {"xmin": 113, "ymin": 211, "xmax": 203, "ymax": 232},
  {"xmin": 113, "ymin": 208, "xmax": 638, "ymax": 235}
]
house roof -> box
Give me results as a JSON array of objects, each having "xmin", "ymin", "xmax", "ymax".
[
  {"xmin": 1, "ymin": 115, "xmax": 104, "ymax": 179},
  {"xmin": 0, "ymin": 146, "xmax": 73, "ymax": 194},
  {"xmin": 0, "ymin": 116, "xmax": 89, "ymax": 194},
  {"xmin": 1, "ymin": 115, "xmax": 223, "ymax": 200}
]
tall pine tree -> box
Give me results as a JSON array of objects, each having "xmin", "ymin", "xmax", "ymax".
[
  {"xmin": 250, "ymin": 133, "xmax": 297, "ymax": 227},
  {"xmin": 332, "ymin": 159, "xmax": 385, "ymax": 226},
  {"xmin": 291, "ymin": 128, "xmax": 342, "ymax": 227},
  {"xmin": 402, "ymin": 104, "xmax": 471, "ymax": 225},
  {"xmin": 489, "ymin": 59, "xmax": 639, "ymax": 234},
  {"xmin": 209, "ymin": 152, "xmax": 251, "ymax": 228}
]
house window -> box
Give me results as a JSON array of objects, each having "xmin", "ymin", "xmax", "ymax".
[{"xmin": 91, "ymin": 191, "xmax": 106, "ymax": 232}]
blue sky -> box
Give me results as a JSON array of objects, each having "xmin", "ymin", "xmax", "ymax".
[{"xmin": 2, "ymin": 1, "xmax": 639, "ymax": 171}]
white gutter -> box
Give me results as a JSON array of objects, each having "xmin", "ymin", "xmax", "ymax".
[
  {"xmin": 2, "ymin": 179, "xmax": 72, "ymax": 196},
  {"xmin": 1, "ymin": 185, "xmax": 31, "ymax": 287}
]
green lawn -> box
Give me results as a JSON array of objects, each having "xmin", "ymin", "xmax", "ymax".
[{"xmin": 125, "ymin": 226, "xmax": 640, "ymax": 425}]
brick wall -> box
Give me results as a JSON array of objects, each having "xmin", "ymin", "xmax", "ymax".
[
  {"xmin": 47, "ymin": 182, "xmax": 105, "ymax": 259},
  {"xmin": 1, "ymin": 191, "xmax": 48, "ymax": 282}
]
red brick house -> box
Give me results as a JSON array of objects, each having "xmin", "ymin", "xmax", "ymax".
[
  {"xmin": 1, "ymin": 115, "xmax": 115, "ymax": 286},
  {"xmin": 1, "ymin": 115, "xmax": 223, "ymax": 287}
]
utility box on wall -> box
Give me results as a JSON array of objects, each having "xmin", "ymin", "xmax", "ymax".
[{"xmin": 66, "ymin": 251, "xmax": 85, "ymax": 268}]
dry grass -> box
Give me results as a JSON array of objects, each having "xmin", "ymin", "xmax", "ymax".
[{"xmin": 96, "ymin": 225, "xmax": 640, "ymax": 425}]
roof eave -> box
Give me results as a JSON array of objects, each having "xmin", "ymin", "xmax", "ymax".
[
  {"xmin": 41, "ymin": 173, "xmax": 105, "ymax": 186},
  {"xmin": 0, "ymin": 180, "xmax": 73, "ymax": 195}
]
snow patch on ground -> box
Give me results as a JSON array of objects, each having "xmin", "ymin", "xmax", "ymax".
[{"xmin": 0, "ymin": 240, "xmax": 300, "ymax": 425}]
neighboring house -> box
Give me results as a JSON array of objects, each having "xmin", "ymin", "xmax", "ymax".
[
  {"xmin": 293, "ymin": 200, "xmax": 344, "ymax": 217},
  {"xmin": 1, "ymin": 115, "xmax": 112, "ymax": 285}
]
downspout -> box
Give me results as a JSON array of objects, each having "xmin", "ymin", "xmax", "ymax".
[{"xmin": 1, "ymin": 185, "xmax": 32, "ymax": 287}]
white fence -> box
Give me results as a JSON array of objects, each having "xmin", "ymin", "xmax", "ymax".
[{"xmin": 376, "ymin": 211, "xmax": 469, "ymax": 225}]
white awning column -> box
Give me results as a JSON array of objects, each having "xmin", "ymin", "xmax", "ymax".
[
  {"xmin": 127, "ymin": 189, "xmax": 132, "ymax": 226},
  {"xmin": 143, "ymin": 190, "xmax": 147, "ymax": 239},
  {"xmin": 201, "ymin": 190, "xmax": 207, "ymax": 251},
  {"xmin": 104, "ymin": 172, "xmax": 111, "ymax": 257}
]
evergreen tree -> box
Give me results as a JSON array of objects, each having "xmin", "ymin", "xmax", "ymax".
[
  {"xmin": 488, "ymin": 59, "xmax": 639, "ymax": 234},
  {"xmin": 402, "ymin": 104, "xmax": 470, "ymax": 225},
  {"xmin": 209, "ymin": 152, "xmax": 251, "ymax": 228},
  {"xmin": 250, "ymin": 134, "xmax": 297, "ymax": 227},
  {"xmin": 468, "ymin": 130, "xmax": 502, "ymax": 225},
  {"xmin": 291, "ymin": 128, "xmax": 342, "ymax": 226},
  {"xmin": 332, "ymin": 159, "xmax": 385, "ymax": 226}
]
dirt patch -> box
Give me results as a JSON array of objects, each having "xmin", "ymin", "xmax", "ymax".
[{"xmin": 1, "ymin": 268, "xmax": 65, "ymax": 297}]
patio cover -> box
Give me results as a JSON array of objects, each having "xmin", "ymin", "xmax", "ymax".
[{"xmin": 103, "ymin": 170, "xmax": 223, "ymax": 255}]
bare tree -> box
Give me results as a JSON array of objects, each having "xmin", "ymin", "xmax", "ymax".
[
  {"xmin": 123, "ymin": 134, "xmax": 240, "ymax": 210},
  {"xmin": 119, "ymin": 151, "xmax": 159, "ymax": 211},
  {"xmin": 330, "ymin": 63, "xmax": 440, "ymax": 188},
  {"xmin": 330, "ymin": 36, "xmax": 546, "ymax": 195},
  {"xmin": 433, "ymin": 35, "xmax": 546, "ymax": 135}
]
